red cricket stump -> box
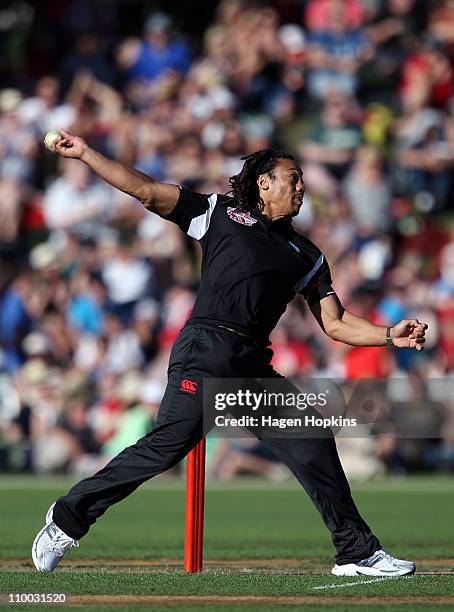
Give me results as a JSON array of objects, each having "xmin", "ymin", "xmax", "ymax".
[{"xmin": 184, "ymin": 438, "xmax": 206, "ymax": 573}]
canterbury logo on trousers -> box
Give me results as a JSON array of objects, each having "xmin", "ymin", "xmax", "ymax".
[{"xmin": 180, "ymin": 379, "xmax": 198, "ymax": 394}]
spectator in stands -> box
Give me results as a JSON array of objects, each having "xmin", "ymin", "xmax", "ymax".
[
  {"xmin": 343, "ymin": 146, "xmax": 391, "ymax": 231},
  {"xmin": 0, "ymin": 273, "xmax": 35, "ymax": 372},
  {"xmin": 43, "ymin": 158, "xmax": 112, "ymax": 236},
  {"xmin": 0, "ymin": 89, "xmax": 37, "ymax": 244},
  {"xmin": 101, "ymin": 241, "xmax": 153, "ymax": 325},
  {"xmin": 18, "ymin": 76, "xmax": 76, "ymax": 136},
  {"xmin": 117, "ymin": 12, "xmax": 191, "ymax": 107},
  {"xmin": 399, "ymin": 38, "xmax": 454, "ymax": 113},
  {"xmin": 394, "ymin": 107, "xmax": 454, "ymax": 211},
  {"xmin": 300, "ymin": 93, "xmax": 362, "ymax": 197},
  {"xmin": 60, "ymin": 32, "xmax": 114, "ymax": 90},
  {"xmin": 67, "ymin": 271, "xmax": 105, "ymax": 336},
  {"xmin": 305, "ymin": 0, "xmax": 373, "ymax": 99}
]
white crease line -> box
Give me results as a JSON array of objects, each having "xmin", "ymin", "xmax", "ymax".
[
  {"xmin": 313, "ymin": 577, "xmax": 396, "ymax": 590},
  {"xmin": 312, "ymin": 575, "xmax": 434, "ymax": 590}
]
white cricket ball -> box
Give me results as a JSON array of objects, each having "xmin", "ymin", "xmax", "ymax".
[{"xmin": 43, "ymin": 130, "xmax": 61, "ymax": 152}]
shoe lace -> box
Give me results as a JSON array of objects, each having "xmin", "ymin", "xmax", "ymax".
[
  {"xmin": 44, "ymin": 527, "xmax": 79, "ymax": 557},
  {"xmin": 380, "ymin": 548, "xmax": 395, "ymax": 564}
]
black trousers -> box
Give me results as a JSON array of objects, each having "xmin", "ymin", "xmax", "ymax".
[{"xmin": 53, "ymin": 324, "xmax": 380, "ymax": 564}]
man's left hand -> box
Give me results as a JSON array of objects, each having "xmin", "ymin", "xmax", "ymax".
[{"xmin": 391, "ymin": 320, "xmax": 428, "ymax": 351}]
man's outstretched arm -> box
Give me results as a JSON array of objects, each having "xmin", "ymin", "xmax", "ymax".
[
  {"xmin": 310, "ymin": 293, "xmax": 427, "ymax": 350},
  {"xmin": 52, "ymin": 130, "xmax": 180, "ymax": 216}
]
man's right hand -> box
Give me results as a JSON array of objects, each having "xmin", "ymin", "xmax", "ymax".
[{"xmin": 54, "ymin": 130, "xmax": 88, "ymax": 160}]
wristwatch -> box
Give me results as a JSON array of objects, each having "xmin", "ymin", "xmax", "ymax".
[{"xmin": 386, "ymin": 327, "xmax": 393, "ymax": 348}]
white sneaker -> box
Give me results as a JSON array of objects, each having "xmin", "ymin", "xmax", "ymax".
[
  {"xmin": 332, "ymin": 548, "xmax": 415, "ymax": 577},
  {"xmin": 32, "ymin": 504, "xmax": 79, "ymax": 572}
]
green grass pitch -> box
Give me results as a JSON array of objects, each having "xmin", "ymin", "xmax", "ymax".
[{"xmin": 0, "ymin": 475, "xmax": 453, "ymax": 610}]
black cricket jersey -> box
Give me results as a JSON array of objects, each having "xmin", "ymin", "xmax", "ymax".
[{"xmin": 163, "ymin": 187, "xmax": 335, "ymax": 342}]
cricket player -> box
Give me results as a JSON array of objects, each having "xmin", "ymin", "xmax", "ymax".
[{"xmin": 32, "ymin": 131, "xmax": 427, "ymax": 576}]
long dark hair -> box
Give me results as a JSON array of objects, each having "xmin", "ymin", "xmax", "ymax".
[{"xmin": 228, "ymin": 149, "xmax": 296, "ymax": 212}]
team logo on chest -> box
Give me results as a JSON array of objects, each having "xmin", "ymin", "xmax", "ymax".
[{"xmin": 227, "ymin": 207, "xmax": 257, "ymax": 226}]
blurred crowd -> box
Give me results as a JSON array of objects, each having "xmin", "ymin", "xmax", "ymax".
[{"xmin": 0, "ymin": 0, "xmax": 453, "ymax": 479}]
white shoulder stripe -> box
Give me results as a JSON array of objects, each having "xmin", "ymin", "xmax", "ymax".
[
  {"xmin": 187, "ymin": 194, "xmax": 218, "ymax": 239},
  {"xmin": 295, "ymin": 254, "xmax": 324, "ymax": 292}
]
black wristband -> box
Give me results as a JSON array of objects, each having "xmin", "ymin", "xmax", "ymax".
[{"xmin": 386, "ymin": 327, "xmax": 393, "ymax": 348}]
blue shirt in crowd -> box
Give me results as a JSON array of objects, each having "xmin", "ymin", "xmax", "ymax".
[{"xmin": 127, "ymin": 40, "xmax": 191, "ymax": 82}]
